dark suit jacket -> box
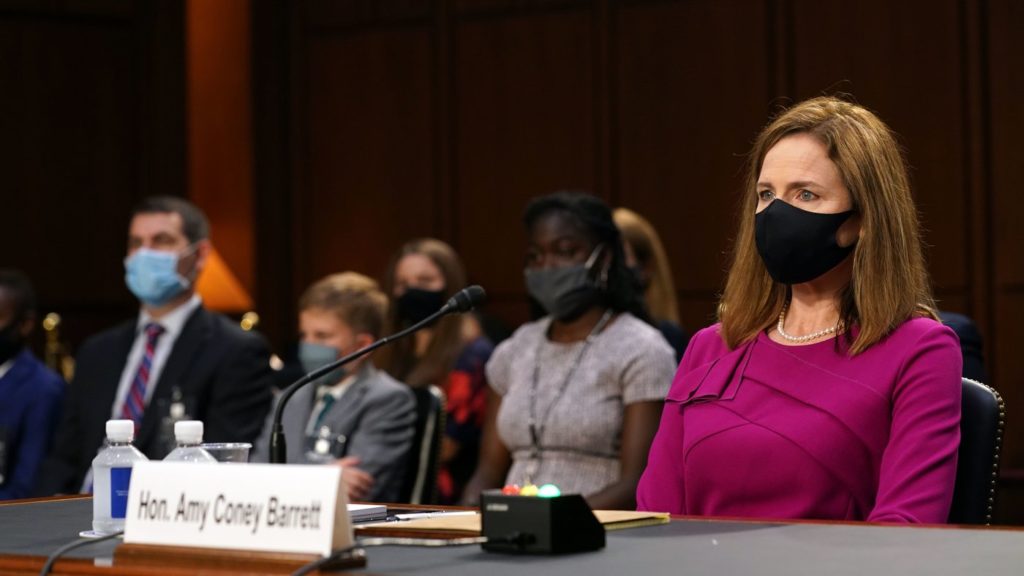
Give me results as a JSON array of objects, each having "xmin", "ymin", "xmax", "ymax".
[
  {"xmin": 252, "ymin": 364, "xmax": 416, "ymax": 502},
  {"xmin": 37, "ymin": 305, "xmax": 275, "ymax": 494},
  {"xmin": 0, "ymin": 349, "xmax": 65, "ymax": 499},
  {"xmin": 938, "ymin": 311, "xmax": 988, "ymax": 384}
]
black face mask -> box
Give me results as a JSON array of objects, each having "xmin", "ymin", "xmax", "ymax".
[
  {"xmin": 0, "ymin": 322, "xmax": 25, "ymax": 366},
  {"xmin": 396, "ymin": 288, "xmax": 447, "ymax": 325},
  {"xmin": 754, "ymin": 200, "xmax": 856, "ymax": 285}
]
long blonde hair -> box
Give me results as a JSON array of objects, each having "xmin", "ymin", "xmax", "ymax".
[
  {"xmin": 720, "ymin": 96, "xmax": 937, "ymax": 355},
  {"xmin": 613, "ymin": 208, "xmax": 680, "ymax": 325}
]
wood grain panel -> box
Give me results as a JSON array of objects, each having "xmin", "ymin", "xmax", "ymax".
[
  {"xmin": 252, "ymin": 1, "xmax": 297, "ymax": 349},
  {"xmin": 302, "ymin": 27, "xmax": 437, "ymax": 284},
  {"xmin": 454, "ymin": 7, "xmax": 596, "ymax": 325},
  {"xmin": 990, "ymin": 0, "xmax": 1024, "ymax": 287},
  {"xmin": 186, "ymin": 0, "xmax": 255, "ymax": 294},
  {"xmin": 616, "ymin": 0, "xmax": 771, "ymax": 332},
  {"xmin": 0, "ymin": 1, "xmax": 185, "ymax": 352},
  {"xmin": 304, "ymin": 0, "xmax": 432, "ymax": 29},
  {"xmin": 454, "ymin": 0, "xmax": 592, "ymax": 17},
  {"xmin": 0, "ymin": 19, "xmax": 136, "ymax": 303},
  {"xmin": 994, "ymin": 290, "xmax": 1024, "ymax": 491},
  {"xmin": 789, "ymin": 0, "xmax": 968, "ymax": 295},
  {"xmin": 989, "ymin": 0, "xmax": 1024, "ymax": 522}
]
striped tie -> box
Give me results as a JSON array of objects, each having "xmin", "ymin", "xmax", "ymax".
[{"xmin": 121, "ymin": 323, "xmax": 165, "ymax": 428}]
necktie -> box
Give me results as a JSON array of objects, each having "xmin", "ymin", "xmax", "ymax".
[
  {"xmin": 121, "ymin": 323, "xmax": 165, "ymax": 428},
  {"xmin": 313, "ymin": 393, "xmax": 337, "ymax": 430}
]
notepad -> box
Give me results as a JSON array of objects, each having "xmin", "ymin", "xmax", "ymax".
[{"xmin": 594, "ymin": 510, "xmax": 671, "ymax": 531}]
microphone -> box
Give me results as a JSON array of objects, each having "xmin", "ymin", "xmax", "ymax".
[
  {"xmin": 446, "ymin": 284, "xmax": 486, "ymax": 314},
  {"xmin": 269, "ymin": 285, "xmax": 487, "ymax": 464}
]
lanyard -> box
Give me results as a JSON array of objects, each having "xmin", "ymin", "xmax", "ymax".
[{"xmin": 525, "ymin": 309, "xmax": 613, "ymax": 484}]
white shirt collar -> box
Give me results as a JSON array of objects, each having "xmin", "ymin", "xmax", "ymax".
[
  {"xmin": 316, "ymin": 372, "xmax": 359, "ymax": 402},
  {"xmin": 136, "ymin": 294, "xmax": 203, "ymax": 338}
]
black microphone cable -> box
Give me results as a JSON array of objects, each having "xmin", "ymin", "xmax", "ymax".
[
  {"xmin": 290, "ymin": 536, "xmax": 493, "ymax": 576},
  {"xmin": 38, "ymin": 531, "xmax": 123, "ymax": 576}
]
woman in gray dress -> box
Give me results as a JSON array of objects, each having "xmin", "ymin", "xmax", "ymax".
[{"xmin": 463, "ymin": 192, "xmax": 676, "ymax": 509}]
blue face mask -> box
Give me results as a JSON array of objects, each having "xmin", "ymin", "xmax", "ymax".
[
  {"xmin": 298, "ymin": 342, "xmax": 348, "ymax": 386},
  {"xmin": 124, "ymin": 247, "xmax": 194, "ymax": 307}
]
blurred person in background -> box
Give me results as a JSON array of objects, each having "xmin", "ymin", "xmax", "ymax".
[
  {"xmin": 252, "ymin": 272, "xmax": 415, "ymax": 502},
  {"xmin": 0, "ymin": 270, "xmax": 64, "ymax": 499},
  {"xmin": 378, "ymin": 239, "xmax": 494, "ymax": 504},
  {"xmin": 614, "ymin": 207, "xmax": 690, "ymax": 362},
  {"xmin": 38, "ymin": 196, "xmax": 275, "ymax": 494},
  {"xmin": 464, "ymin": 192, "xmax": 676, "ymax": 509}
]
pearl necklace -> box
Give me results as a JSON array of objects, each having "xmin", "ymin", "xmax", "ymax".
[{"xmin": 776, "ymin": 304, "xmax": 839, "ymax": 343}]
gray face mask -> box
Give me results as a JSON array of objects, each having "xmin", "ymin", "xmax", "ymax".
[
  {"xmin": 524, "ymin": 245, "xmax": 605, "ymax": 321},
  {"xmin": 298, "ymin": 342, "xmax": 348, "ymax": 386}
]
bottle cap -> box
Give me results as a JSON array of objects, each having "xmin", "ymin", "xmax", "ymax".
[
  {"xmin": 106, "ymin": 419, "xmax": 135, "ymax": 442},
  {"xmin": 174, "ymin": 420, "xmax": 204, "ymax": 444}
]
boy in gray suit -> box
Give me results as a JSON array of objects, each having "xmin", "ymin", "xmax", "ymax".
[{"xmin": 253, "ymin": 273, "xmax": 416, "ymax": 502}]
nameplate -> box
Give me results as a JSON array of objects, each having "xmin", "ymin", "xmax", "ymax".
[{"xmin": 124, "ymin": 462, "xmax": 351, "ymax": 557}]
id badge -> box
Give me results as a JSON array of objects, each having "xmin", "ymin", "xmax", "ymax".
[
  {"xmin": 304, "ymin": 426, "xmax": 348, "ymax": 464},
  {"xmin": 157, "ymin": 388, "xmax": 198, "ymax": 455}
]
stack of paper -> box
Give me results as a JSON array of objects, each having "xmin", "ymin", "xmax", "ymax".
[{"xmin": 348, "ymin": 503, "xmax": 387, "ymax": 523}]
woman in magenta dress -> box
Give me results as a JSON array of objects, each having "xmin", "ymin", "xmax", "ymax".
[{"xmin": 637, "ymin": 96, "xmax": 962, "ymax": 523}]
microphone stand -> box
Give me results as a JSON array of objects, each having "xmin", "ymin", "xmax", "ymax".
[{"xmin": 268, "ymin": 306, "xmax": 450, "ymax": 464}]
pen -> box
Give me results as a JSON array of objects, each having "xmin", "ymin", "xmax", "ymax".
[{"xmin": 391, "ymin": 511, "xmax": 478, "ymax": 521}]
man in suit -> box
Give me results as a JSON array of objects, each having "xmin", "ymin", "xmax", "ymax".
[
  {"xmin": 252, "ymin": 272, "xmax": 416, "ymax": 503},
  {"xmin": 38, "ymin": 197, "xmax": 275, "ymax": 494},
  {"xmin": 0, "ymin": 270, "xmax": 65, "ymax": 499}
]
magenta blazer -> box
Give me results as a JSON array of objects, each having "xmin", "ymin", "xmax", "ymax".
[{"xmin": 637, "ymin": 318, "xmax": 962, "ymax": 523}]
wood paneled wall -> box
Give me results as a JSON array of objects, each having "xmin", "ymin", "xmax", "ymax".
[
  {"xmin": 0, "ymin": 0, "xmax": 185, "ymax": 348},
  {"xmin": 252, "ymin": 0, "xmax": 1024, "ymax": 521}
]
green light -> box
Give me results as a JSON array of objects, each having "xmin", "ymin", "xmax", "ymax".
[{"xmin": 537, "ymin": 484, "xmax": 561, "ymax": 498}]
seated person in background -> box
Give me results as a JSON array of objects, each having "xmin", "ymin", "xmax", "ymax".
[
  {"xmin": 252, "ymin": 273, "xmax": 416, "ymax": 503},
  {"xmin": 614, "ymin": 207, "xmax": 691, "ymax": 362},
  {"xmin": 463, "ymin": 192, "xmax": 676, "ymax": 509},
  {"xmin": 938, "ymin": 310, "xmax": 988, "ymax": 383},
  {"xmin": 38, "ymin": 196, "xmax": 276, "ymax": 494},
  {"xmin": 378, "ymin": 239, "xmax": 494, "ymax": 504},
  {"xmin": 637, "ymin": 96, "xmax": 962, "ymax": 523},
  {"xmin": 0, "ymin": 270, "xmax": 65, "ymax": 500}
]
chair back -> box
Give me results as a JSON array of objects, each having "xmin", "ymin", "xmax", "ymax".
[
  {"xmin": 949, "ymin": 377, "xmax": 1005, "ymax": 525},
  {"xmin": 400, "ymin": 385, "xmax": 446, "ymax": 504}
]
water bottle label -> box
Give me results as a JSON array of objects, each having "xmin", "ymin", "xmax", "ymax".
[{"xmin": 111, "ymin": 467, "xmax": 133, "ymax": 519}]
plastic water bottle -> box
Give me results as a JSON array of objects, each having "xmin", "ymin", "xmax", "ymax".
[
  {"xmin": 163, "ymin": 421, "xmax": 217, "ymax": 463},
  {"xmin": 92, "ymin": 420, "xmax": 148, "ymax": 535}
]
